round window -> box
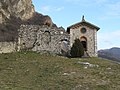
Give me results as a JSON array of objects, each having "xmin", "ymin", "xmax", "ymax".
[{"xmin": 81, "ymin": 28, "xmax": 86, "ymax": 33}]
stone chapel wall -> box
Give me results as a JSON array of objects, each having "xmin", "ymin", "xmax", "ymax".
[{"xmin": 70, "ymin": 26, "xmax": 97, "ymax": 57}]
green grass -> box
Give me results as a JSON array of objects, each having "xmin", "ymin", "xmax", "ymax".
[{"xmin": 0, "ymin": 51, "xmax": 120, "ymax": 90}]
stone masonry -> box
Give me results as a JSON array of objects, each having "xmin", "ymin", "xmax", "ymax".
[
  {"xmin": 69, "ymin": 25, "xmax": 98, "ymax": 57},
  {"xmin": 18, "ymin": 25, "xmax": 70, "ymax": 55},
  {"xmin": 0, "ymin": 16, "xmax": 99, "ymax": 57},
  {"xmin": 0, "ymin": 42, "xmax": 16, "ymax": 53},
  {"xmin": 0, "ymin": 13, "xmax": 2, "ymax": 24},
  {"xmin": 67, "ymin": 16, "xmax": 100, "ymax": 57}
]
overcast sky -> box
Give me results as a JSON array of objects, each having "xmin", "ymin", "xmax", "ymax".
[{"xmin": 32, "ymin": 0, "xmax": 120, "ymax": 50}]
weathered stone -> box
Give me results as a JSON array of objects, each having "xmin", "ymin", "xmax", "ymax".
[
  {"xmin": 0, "ymin": 0, "xmax": 35, "ymax": 21},
  {"xmin": 67, "ymin": 16, "xmax": 100, "ymax": 57},
  {"xmin": 18, "ymin": 25, "xmax": 70, "ymax": 55},
  {"xmin": 0, "ymin": 42, "xmax": 16, "ymax": 53}
]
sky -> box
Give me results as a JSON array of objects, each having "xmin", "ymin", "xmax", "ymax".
[{"xmin": 32, "ymin": 0, "xmax": 120, "ymax": 50}]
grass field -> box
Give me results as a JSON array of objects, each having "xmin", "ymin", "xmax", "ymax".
[{"xmin": 0, "ymin": 52, "xmax": 120, "ymax": 90}]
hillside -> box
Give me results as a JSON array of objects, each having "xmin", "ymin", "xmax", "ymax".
[
  {"xmin": 0, "ymin": 52, "xmax": 120, "ymax": 90},
  {"xmin": 98, "ymin": 47, "xmax": 120, "ymax": 62}
]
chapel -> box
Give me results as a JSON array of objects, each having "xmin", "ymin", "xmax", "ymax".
[{"xmin": 67, "ymin": 16, "xmax": 100, "ymax": 57}]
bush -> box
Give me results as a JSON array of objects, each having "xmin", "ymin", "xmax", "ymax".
[{"xmin": 70, "ymin": 39, "xmax": 84, "ymax": 57}]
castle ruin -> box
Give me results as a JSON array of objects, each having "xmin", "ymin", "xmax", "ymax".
[{"xmin": 0, "ymin": 16, "xmax": 100, "ymax": 57}]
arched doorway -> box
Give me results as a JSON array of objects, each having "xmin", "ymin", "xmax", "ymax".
[{"xmin": 80, "ymin": 36, "xmax": 87, "ymax": 51}]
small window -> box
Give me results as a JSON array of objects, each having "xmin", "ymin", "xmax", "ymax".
[{"xmin": 81, "ymin": 28, "xmax": 86, "ymax": 34}]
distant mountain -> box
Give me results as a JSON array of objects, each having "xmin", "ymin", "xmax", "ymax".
[{"xmin": 98, "ymin": 47, "xmax": 120, "ymax": 62}]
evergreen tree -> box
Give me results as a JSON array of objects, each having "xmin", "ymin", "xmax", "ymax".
[{"xmin": 70, "ymin": 39, "xmax": 84, "ymax": 57}]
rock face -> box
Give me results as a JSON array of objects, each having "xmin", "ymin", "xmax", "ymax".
[
  {"xmin": 0, "ymin": 0, "xmax": 55, "ymax": 41},
  {"xmin": 0, "ymin": 0, "xmax": 34, "ymax": 41},
  {"xmin": 0, "ymin": 0, "xmax": 35, "ymax": 22},
  {"xmin": 26, "ymin": 12, "xmax": 53, "ymax": 27}
]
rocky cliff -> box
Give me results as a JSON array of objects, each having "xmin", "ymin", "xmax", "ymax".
[
  {"xmin": 0, "ymin": 0, "xmax": 35, "ymax": 21},
  {"xmin": 0, "ymin": 0, "xmax": 55, "ymax": 41}
]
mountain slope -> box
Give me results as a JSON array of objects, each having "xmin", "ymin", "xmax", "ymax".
[{"xmin": 98, "ymin": 47, "xmax": 120, "ymax": 62}]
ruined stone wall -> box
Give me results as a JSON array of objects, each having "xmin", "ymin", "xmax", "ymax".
[
  {"xmin": 0, "ymin": 42, "xmax": 17, "ymax": 53},
  {"xmin": 0, "ymin": 13, "xmax": 2, "ymax": 24},
  {"xmin": 70, "ymin": 26, "xmax": 97, "ymax": 57},
  {"xmin": 18, "ymin": 25, "xmax": 70, "ymax": 55}
]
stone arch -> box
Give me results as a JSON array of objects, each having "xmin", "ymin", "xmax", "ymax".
[{"xmin": 80, "ymin": 36, "xmax": 87, "ymax": 51}]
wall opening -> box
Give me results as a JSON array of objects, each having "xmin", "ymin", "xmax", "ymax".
[
  {"xmin": 80, "ymin": 36, "xmax": 87, "ymax": 51},
  {"xmin": 81, "ymin": 41, "xmax": 87, "ymax": 51},
  {"xmin": 42, "ymin": 31, "xmax": 51, "ymax": 44}
]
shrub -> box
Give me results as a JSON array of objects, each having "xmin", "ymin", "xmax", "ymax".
[{"xmin": 70, "ymin": 39, "xmax": 84, "ymax": 57}]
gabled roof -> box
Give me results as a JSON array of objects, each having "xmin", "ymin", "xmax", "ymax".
[{"xmin": 67, "ymin": 16, "xmax": 100, "ymax": 33}]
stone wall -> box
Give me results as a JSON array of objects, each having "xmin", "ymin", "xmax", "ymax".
[
  {"xmin": 0, "ymin": 42, "xmax": 16, "ymax": 53},
  {"xmin": 0, "ymin": 13, "xmax": 2, "ymax": 24},
  {"xmin": 0, "ymin": 23, "xmax": 98, "ymax": 57},
  {"xmin": 70, "ymin": 26, "xmax": 98, "ymax": 57},
  {"xmin": 18, "ymin": 25, "xmax": 70, "ymax": 55}
]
